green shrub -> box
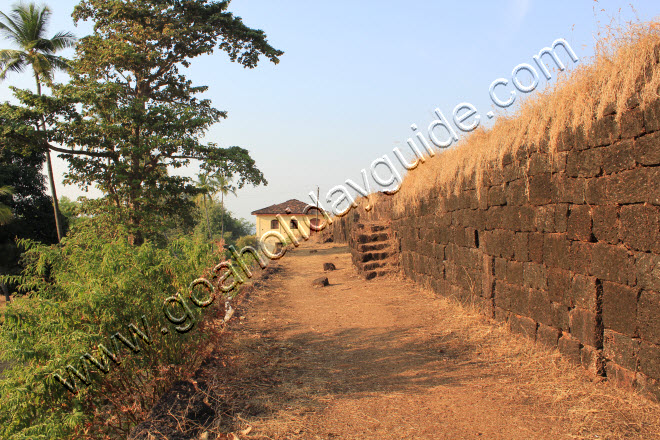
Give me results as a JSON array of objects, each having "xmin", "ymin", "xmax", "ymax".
[
  {"xmin": 0, "ymin": 223, "xmax": 222, "ymax": 439},
  {"xmin": 234, "ymin": 234, "xmax": 257, "ymax": 251}
]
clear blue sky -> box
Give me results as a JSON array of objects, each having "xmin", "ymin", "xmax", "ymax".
[{"xmin": 1, "ymin": 1, "xmax": 658, "ymax": 222}]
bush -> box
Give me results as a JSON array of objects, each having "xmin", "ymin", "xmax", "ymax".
[
  {"xmin": 0, "ymin": 223, "xmax": 223, "ymax": 439},
  {"xmin": 234, "ymin": 234, "xmax": 257, "ymax": 251}
]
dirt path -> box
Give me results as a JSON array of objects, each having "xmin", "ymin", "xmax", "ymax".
[{"xmin": 134, "ymin": 241, "xmax": 660, "ymax": 440}]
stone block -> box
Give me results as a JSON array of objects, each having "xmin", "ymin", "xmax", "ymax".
[
  {"xmin": 528, "ymin": 288, "xmax": 554, "ymax": 327},
  {"xmin": 567, "ymin": 204, "xmax": 593, "ymax": 242},
  {"xmin": 638, "ymin": 290, "xmax": 660, "ymax": 345},
  {"xmin": 608, "ymin": 167, "xmax": 660, "ymax": 205},
  {"xmin": 634, "ymin": 130, "xmax": 660, "ymax": 166},
  {"xmin": 529, "ymin": 233, "xmax": 544, "ymax": 263},
  {"xmin": 620, "ymin": 105, "xmax": 645, "ymax": 139},
  {"xmin": 548, "ymin": 267, "xmax": 571, "ymax": 304},
  {"xmin": 606, "ymin": 362, "xmax": 636, "ymax": 390},
  {"xmin": 602, "ymin": 139, "xmax": 636, "ymax": 174},
  {"xmin": 558, "ymin": 332, "xmax": 582, "ymax": 365},
  {"xmin": 636, "ymin": 253, "xmax": 660, "ymax": 292},
  {"xmin": 638, "ymin": 341, "xmax": 660, "ymax": 380},
  {"xmin": 569, "ymin": 308, "xmax": 603, "ymax": 348},
  {"xmin": 589, "ymin": 113, "xmax": 621, "ymax": 147},
  {"xmin": 550, "ymin": 301, "xmax": 570, "ymax": 330},
  {"xmin": 619, "ymin": 204, "xmax": 660, "ymax": 253},
  {"xmin": 566, "ymin": 148, "xmax": 602, "ymax": 178},
  {"xmin": 557, "ymin": 177, "xmax": 586, "ymax": 204},
  {"xmin": 488, "ymin": 185, "xmax": 507, "ymax": 206},
  {"xmin": 602, "ymin": 281, "xmax": 639, "ymax": 336},
  {"xmin": 569, "ymin": 241, "xmax": 593, "ymax": 276},
  {"xmin": 537, "ymin": 323, "xmax": 561, "ymax": 348},
  {"xmin": 543, "ymin": 233, "xmax": 570, "ymax": 269},
  {"xmin": 642, "ymin": 97, "xmax": 660, "ymax": 132},
  {"xmin": 585, "ymin": 176, "xmax": 607, "ymax": 205},
  {"xmin": 581, "ymin": 345, "xmax": 605, "ymax": 376},
  {"xmin": 528, "ymin": 173, "xmax": 556, "ymax": 205},
  {"xmin": 509, "ymin": 314, "xmax": 538, "ymax": 340},
  {"xmin": 591, "ymin": 243, "xmax": 635, "ymax": 285},
  {"xmin": 523, "ymin": 262, "xmax": 548, "ymax": 290},
  {"xmin": 635, "ymin": 372, "xmax": 660, "ymax": 402},
  {"xmin": 494, "ymin": 280, "xmax": 528, "ymax": 315},
  {"xmin": 603, "ymin": 329, "xmax": 639, "ymax": 371},
  {"xmin": 513, "ymin": 232, "xmax": 529, "ymax": 262},
  {"xmin": 570, "ymin": 274, "xmax": 599, "ymax": 311},
  {"xmin": 592, "ymin": 205, "xmax": 619, "ymax": 245}
]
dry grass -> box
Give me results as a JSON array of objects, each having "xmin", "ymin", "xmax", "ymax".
[
  {"xmin": 425, "ymin": 288, "xmax": 660, "ymax": 440},
  {"xmin": 393, "ymin": 19, "xmax": 660, "ymax": 212}
]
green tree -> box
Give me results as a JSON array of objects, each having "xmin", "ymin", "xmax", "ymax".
[
  {"xmin": 0, "ymin": 2, "xmax": 76, "ymax": 242},
  {"xmin": 194, "ymin": 172, "xmax": 219, "ymax": 240},
  {"xmin": 213, "ymin": 173, "xmax": 237, "ymax": 239},
  {"xmin": 45, "ymin": 0, "xmax": 281, "ymax": 244},
  {"xmin": 0, "ymin": 185, "xmax": 13, "ymax": 225}
]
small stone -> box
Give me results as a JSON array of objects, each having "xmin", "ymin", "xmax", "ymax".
[
  {"xmin": 312, "ymin": 277, "xmax": 329, "ymax": 287},
  {"xmin": 323, "ymin": 262, "xmax": 336, "ymax": 271}
]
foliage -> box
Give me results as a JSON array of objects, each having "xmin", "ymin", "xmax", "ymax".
[
  {"xmin": 0, "ymin": 2, "xmax": 77, "ymax": 242},
  {"xmin": 0, "ymin": 185, "xmax": 13, "ymax": 225},
  {"xmin": 0, "ymin": 3, "xmax": 75, "ymax": 85},
  {"xmin": 0, "ymin": 223, "xmax": 223, "ymax": 439},
  {"xmin": 235, "ymin": 234, "xmax": 257, "ymax": 250},
  {"xmin": 29, "ymin": 0, "xmax": 281, "ymax": 242},
  {"xmin": 194, "ymin": 203, "xmax": 254, "ymax": 244},
  {"xmin": 0, "ymin": 147, "xmax": 59, "ymax": 262}
]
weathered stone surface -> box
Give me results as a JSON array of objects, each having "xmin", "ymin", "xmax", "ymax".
[
  {"xmin": 581, "ymin": 345, "xmax": 605, "ymax": 376},
  {"xmin": 509, "ymin": 314, "xmax": 537, "ymax": 340},
  {"xmin": 619, "ymin": 204, "xmax": 660, "ymax": 253},
  {"xmin": 537, "ymin": 323, "xmax": 561, "ymax": 348},
  {"xmin": 558, "ymin": 333, "xmax": 582, "ymax": 365},
  {"xmin": 638, "ymin": 290, "xmax": 660, "ymax": 345},
  {"xmin": 602, "ymin": 139, "xmax": 636, "ymax": 174},
  {"xmin": 323, "ymin": 263, "xmax": 336, "ymax": 271},
  {"xmin": 606, "ymin": 362, "xmax": 636, "ymax": 389},
  {"xmin": 567, "ymin": 204, "xmax": 593, "ymax": 242},
  {"xmin": 603, "ymin": 329, "xmax": 639, "ymax": 371},
  {"xmin": 602, "ymin": 281, "xmax": 639, "ymax": 336},
  {"xmin": 636, "ymin": 253, "xmax": 660, "ymax": 292},
  {"xmin": 592, "ymin": 205, "xmax": 619, "ymax": 244},
  {"xmin": 638, "ymin": 341, "xmax": 660, "ymax": 380},
  {"xmin": 312, "ymin": 277, "xmax": 329, "ymax": 287},
  {"xmin": 591, "ymin": 243, "xmax": 635, "ymax": 286},
  {"xmin": 569, "ymin": 308, "xmax": 603, "ymax": 348},
  {"xmin": 634, "ymin": 130, "xmax": 660, "ymax": 165}
]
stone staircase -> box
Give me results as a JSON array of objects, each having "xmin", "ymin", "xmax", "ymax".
[{"xmin": 349, "ymin": 221, "xmax": 399, "ymax": 280}]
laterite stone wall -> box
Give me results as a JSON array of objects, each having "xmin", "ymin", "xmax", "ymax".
[{"xmin": 327, "ymin": 99, "xmax": 660, "ymax": 399}]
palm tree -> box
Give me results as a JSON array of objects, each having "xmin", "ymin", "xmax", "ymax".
[
  {"xmin": 0, "ymin": 185, "xmax": 14, "ymax": 225},
  {"xmin": 0, "ymin": 3, "xmax": 76, "ymax": 242},
  {"xmin": 212, "ymin": 173, "xmax": 236, "ymax": 240},
  {"xmin": 194, "ymin": 173, "xmax": 218, "ymax": 240}
]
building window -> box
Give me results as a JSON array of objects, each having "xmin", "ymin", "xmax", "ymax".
[
  {"xmin": 270, "ymin": 219, "xmax": 279, "ymax": 229},
  {"xmin": 290, "ymin": 219, "xmax": 298, "ymax": 229}
]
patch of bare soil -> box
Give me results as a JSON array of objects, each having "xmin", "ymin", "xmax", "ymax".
[{"xmin": 132, "ymin": 241, "xmax": 660, "ymax": 440}]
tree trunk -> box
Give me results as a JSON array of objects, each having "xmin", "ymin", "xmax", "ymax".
[
  {"xmin": 204, "ymin": 195, "xmax": 211, "ymax": 239},
  {"xmin": 220, "ymin": 192, "xmax": 225, "ymax": 241},
  {"xmin": 35, "ymin": 76, "xmax": 63, "ymax": 242}
]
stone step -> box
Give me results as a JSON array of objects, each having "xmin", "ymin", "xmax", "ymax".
[
  {"xmin": 356, "ymin": 223, "xmax": 389, "ymax": 233},
  {"xmin": 357, "ymin": 241, "xmax": 395, "ymax": 252},
  {"xmin": 353, "ymin": 250, "xmax": 394, "ymax": 263},
  {"xmin": 354, "ymin": 231, "xmax": 390, "ymax": 244},
  {"xmin": 354, "ymin": 258, "xmax": 399, "ymax": 272},
  {"xmin": 364, "ymin": 268, "xmax": 395, "ymax": 280}
]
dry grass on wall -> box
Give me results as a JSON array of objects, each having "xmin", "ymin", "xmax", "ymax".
[{"xmin": 393, "ymin": 20, "xmax": 660, "ymax": 212}]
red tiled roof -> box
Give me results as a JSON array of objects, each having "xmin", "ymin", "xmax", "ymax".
[{"xmin": 251, "ymin": 199, "xmax": 323, "ymax": 215}]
